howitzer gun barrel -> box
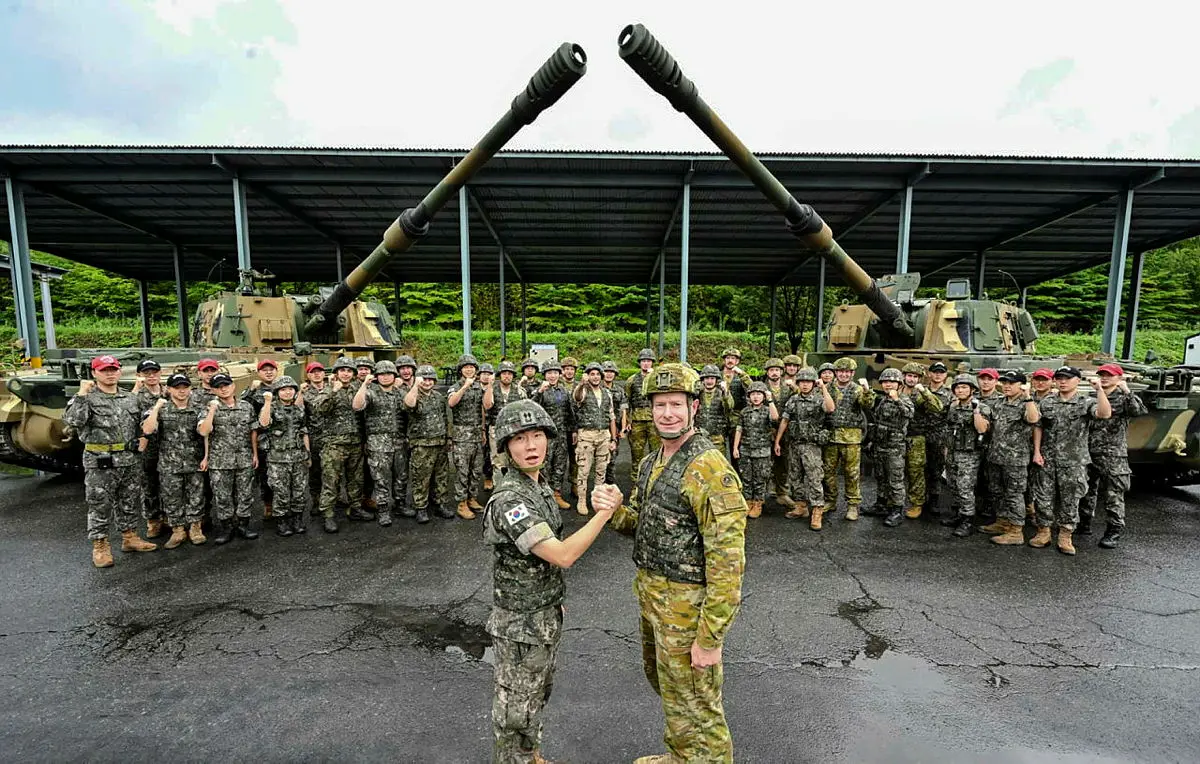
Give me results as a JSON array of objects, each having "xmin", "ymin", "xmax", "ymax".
[
  {"xmin": 305, "ymin": 43, "xmax": 588, "ymax": 333},
  {"xmin": 617, "ymin": 24, "xmax": 914, "ymax": 340}
]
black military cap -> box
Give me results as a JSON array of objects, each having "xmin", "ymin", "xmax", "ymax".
[
  {"xmin": 928, "ymin": 361, "xmax": 948, "ymax": 373},
  {"xmin": 1052, "ymin": 366, "xmax": 1081, "ymax": 379},
  {"xmin": 136, "ymin": 359, "xmax": 161, "ymax": 373},
  {"xmin": 166, "ymin": 373, "xmax": 192, "ymax": 388},
  {"xmin": 210, "ymin": 372, "xmax": 234, "ymax": 387},
  {"xmin": 998, "ymin": 369, "xmax": 1027, "ymax": 383}
]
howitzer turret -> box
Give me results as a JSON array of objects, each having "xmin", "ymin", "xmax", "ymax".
[{"xmin": 305, "ymin": 42, "xmax": 588, "ymax": 333}]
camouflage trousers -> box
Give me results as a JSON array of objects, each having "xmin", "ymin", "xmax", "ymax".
[
  {"xmin": 453, "ymin": 425, "xmax": 485, "ymax": 502},
  {"xmin": 988, "ymin": 461, "xmax": 1029, "ymax": 526},
  {"xmin": 545, "ymin": 432, "xmax": 569, "ymax": 495},
  {"xmin": 635, "ymin": 569, "xmax": 732, "ymax": 763},
  {"xmin": 410, "ymin": 444, "xmax": 451, "ymax": 511},
  {"xmin": 629, "ymin": 418, "xmax": 660, "ymax": 474},
  {"xmin": 159, "ymin": 470, "xmax": 205, "ymax": 527},
  {"xmin": 490, "ymin": 426, "xmax": 510, "ymax": 474},
  {"xmin": 1029, "ymin": 462, "xmax": 1051, "ymax": 515},
  {"xmin": 904, "ymin": 435, "xmax": 927, "ymax": 509},
  {"xmin": 925, "ymin": 435, "xmax": 948, "ymax": 505},
  {"xmin": 737, "ymin": 455, "xmax": 770, "ymax": 502},
  {"xmin": 1080, "ymin": 457, "xmax": 1131, "ymax": 528},
  {"xmin": 1035, "ymin": 460, "xmax": 1089, "ymax": 529},
  {"xmin": 141, "ymin": 455, "xmax": 163, "ymax": 521},
  {"xmin": 255, "ymin": 458, "xmax": 273, "ymax": 509},
  {"xmin": 319, "ymin": 442, "xmax": 364, "ymax": 518},
  {"xmin": 574, "ymin": 429, "xmax": 612, "ymax": 499},
  {"xmin": 823, "ymin": 444, "xmax": 863, "ymax": 508},
  {"xmin": 84, "ymin": 465, "xmax": 143, "ymax": 541},
  {"xmin": 308, "ymin": 438, "xmax": 324, "ymax": 509},
  {"xmin": 267, "ymin": 460, "xmax": 309, "ymax": 517},
  {"xmin": 771, "ymin": 437, "xmax": 790, "ymax": 498},
  {"xmin": 209, "ymin": 467, "xmax": 256, "ymax": 522},
  {"xmin": 491, "ymin": 624, "xmax": 561, "ymax": 763},
  {"xmin": 604, "ymin": 436, "xmax": 623, "ymax": 484},
  {"xmin": 874, "ymin": 444, "xmax": 907, "ymax": 510},
  {"xmin": 706, "ymin": 433, "xmax": 728, "ymax": 461},
  {"xmin": 367, "ymin": 438, "xmax": 409, "ymax": 513},
  {"xmin": 947, "ymin": 451, "xmax": 981, "ymax": 516},
  {"xmin": 787, "ymin": 442, "xmax": 825, "ymax": 508}
]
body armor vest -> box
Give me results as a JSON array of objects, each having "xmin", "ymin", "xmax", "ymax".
[
  {"xmin": 364, "ymin": 384, "xmax": 402, "ymax": 436},
  {"xmin": 872, "ymin": 398, "xmax": 910, "ymax": 448},
  {"xmin": 574, "ymin": 385, "xmax": 613, "ymax": 430},
  {"xmin": 947, "ymin": 402, "xmax": 983, "ymax": 452},
  {"xmin": 696, "ymin": 388, "xmax": 731, "ymax": 437},
  {"xmin": 785, "ymin": 391, "xmax": 829, "ymax": 444},
  {"xmin": 408, "ymin": 390, "xmax": 449, "ymax": 444},
  {"xmin": 488, "ymin": 383, "xmax": 525, "ymax": 427},
  {"xmin": 267, "ymin": 403, "xmax": 308, "ymax": 462},
  {"xmin": 626, "ymin": 371, "xmax": 652, "ymax": 413},
  {"xmin": 452, "ymin": 381, "xmax": 485, "ymax": 427},
  {"xmin": 829, "ymin": 384, "xmax": 866, "ymax": 431},
  {"xmin": 631, "ymin": 435, "xmax": 714, "ymax": 585}
]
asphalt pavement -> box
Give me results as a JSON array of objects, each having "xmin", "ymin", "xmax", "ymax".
[{"xmin": 2, "ymin": 447, "xmax": 1199, "ymax": 763}]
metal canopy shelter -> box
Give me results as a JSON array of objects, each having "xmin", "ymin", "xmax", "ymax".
[{"xmin": 3, "ymin": 147, "xmax": 1200, "ymax": 363}]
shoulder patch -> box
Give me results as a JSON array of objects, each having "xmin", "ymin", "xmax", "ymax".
[
  {"xmin": 722, "ymin": 474, "xmax": 736, "ymax": 488},
  {"xmin": 504, "ymin": 503, "xmax": 531, "ymax": 526}
]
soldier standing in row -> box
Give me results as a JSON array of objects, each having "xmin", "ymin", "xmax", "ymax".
[
  {"xmin": 695, "ymin": 365, "xmax": 736, "ymax": 458},
  {"xmin": 823, "ymin": 357, "xmax": 875, "ymax": 521},
  {"xmin": 776, "ymin": 368, "xmax": 835, "ymax": 530},
  {"xmin": 488, "ymin": 361, "xmax": 528, "ymax": 478},
  {"xmin": 191, "ymin": 358, "xmax": 221, "ymax": 407},
  {"xmin": 243, "ymin": 359, "xmax": 279, "ymax": 518},
  {"xmin": 483, "ymin": 399, "xmax": 617, "ymax": 764},
  {"xmin": 762, "ymin": 357, "xmax": 795, "ymax": 510},
  {"xmin": 198, "ymin": 372, "xmax": 260, "ymax": 545},
  {"xmin": 534, "ymin": 360, "xmax": 574, "ymax": 510},
  {"xmin": 141, "ymin": 373, "xmax": 207, "ymax": 548},
  {"xmin": 479, "ymin": 363, "xmax": 497, "ymax": 491},
  {"xmin": 353, "ymin": 360, "xmax": 408, "ymax": 527},
  {"xmin": 317, "ymin": 357, "xmax": 365, "ymax": 533},
  {"xmin": 867, "ymin": 368, "xmax": 915, "ymax": 527},
  {"xmin": 259, "ymin": 376, "xmax": 310, "ymax": 537},
  {"xmin": 626, "ymin": 349, "xmax": 659, "ymax": 474},
  {"xmin": 940, "ymin": 375, "xmax": 988, "ymax": 538},
  {"xmin": 1079, "ymin": 364, "xmax": 1145, "ymax": 549},
  {"xmin": 65, "ymin": 356, "xmax": 156, "ymax": 568},
  {"xmin": 900, "ymin": 363, "xmax": 945, "ymax": 520},
  {"xmin": 519, "ymin": 359, "xmax": 540, "ymax": 398},
  {"xmin": 602, "ymin": 360, "xmax": 628, "ymax": 485},
  {"xmin": 922, "ymin": 361, "xmax": 953, "ymax": 513},
  {"xmin": 406, "ymin": 365, "xmax": 454, "ymax": 523},
  {"xmin": 449, "ymin": 354, "xmax": 489, "ymax": 520},
  {"xmin": 133, "ymin": 359, "xmax": 166, "ymax": 539},
  {"xmin": 302, "ymin": 361, "xmax": 330, "ymax": 514},
  {"xmin": 977, "ymin": 370, "xmax": 1040, "ymax": 545},
  {"xmin": 732, "ymin": 381, "xmax": 777, "ymax": 518},
  {"xmin": 594, "ymin": 363, "xmax": 747, "ymax": 764},
  {"xmin": 1031, "ymin": 366, "xmax": 1111, "ymax": 555},
  {"xmin": 782, "ymin": 354, "xmax": 803, "ymax": 386},
  {"xmin": 973, "ymin": 368, "xmax": 1002, "ymax": 523},
  {"xmin": 1026, "ymin": 367, "xmax": 1056, "ymax": 521},
  {"xmin": 817, "ymin": 362, "xmax": 835, "ymax": 387},
  {"xmin": 560, "ymin": 357, "xmax": 580, "ymax": 392},
  {"xmin": 571, "ymin": 362, "xmax": 617, "ymax": 516},
  {"xmin": 718, "ymin": 347, "xmax": 752, "ymax": 414}
]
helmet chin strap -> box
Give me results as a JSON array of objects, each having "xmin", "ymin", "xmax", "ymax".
[{"xmin": 515, "ymin": 460, "xmax": 544, "ymax": 473}]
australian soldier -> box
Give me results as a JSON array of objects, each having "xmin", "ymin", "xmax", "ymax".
[
  {"xmin": 571, "ymin": 362, "xmax": 617, "ymax": 516},
  {"xmin": 405, "ymin": 365, "xmax": 454, "ymax": 523},
  {"xmin": 976, "ymin": 370, "xmax": 1040, "ymax": 546},
  {"xmin": 626, "ymin": 349, "xmax": 660, "ymax": 474},
  {"xmin": 259, "ymin": 376, "xmax": 310, "ymax": 537},
  {"xmin": 776, "ymin": 367, "xmax": 835, "ymax": 530},
  {"xmin": 900, "ymin": 363, "xmax": 946, "ymax": 519},
  {"xmin": 823, "ymin": 357, "xmax": 876, "ymax": 521},
  {"xmin": 197, "ymin": 372, "xmax": 260, "ymax": 545},
  {"xmin": 695, "ymin": 364, "xmax": 736, "ymax": 458},
  {"xmin": 940, "ymin": 375, "xmax": 989, "ymax": 538},
  {"xmin": 733, "ymin": 381, "xmax": 778, "ymax": 519},
  {"xmin": 602, "ymin": 360, "xmax": 628, "ymax": 484},
  {"xmin": 449, "ymin": 353, "xmax": 489, "ymax": 520},
  {"xmin": 316, "ymin": 357, "xmax": 366, "ymax": 533},
  {"xmin": 141, "ymin": 373, "xmax": 207, "ymax": 549},
  {"xmin": 533, "ymin": 359, "xmax": 575, "ymax": 510},
  {"xmin": 1079, "ymin": 364, "xmax": 1146, "ymax": 549},
  {"xmin": 867, "ymin": 368, "xmax": 915, "ymax": 527},
  {"xmin": 352, "ymin": 360, "xmax": 408, "ymax": 528}
]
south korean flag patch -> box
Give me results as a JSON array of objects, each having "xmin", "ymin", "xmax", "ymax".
[{"xmin": 505, "ymin": 503, "xmax": 531, "ymax": 526}]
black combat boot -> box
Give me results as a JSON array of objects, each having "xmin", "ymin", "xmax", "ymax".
[
  {"xmin": 415, "ymin": 507, "xmax": 431, "ymax": 524},
  {"xmin": 1077, "ymin": 513, "xmax": 1093, "ymax": 536},
  {"xmin": 397, "ymin": 503, "xmax": 416, "ymax": 519},
  {"xmin": 293, "ymin": 512, "xmax": 308, "ymax": 534},
  {"xmin": 348, "ymin": 506, "xmax": 374, "ymax": 522},
  {"xmin": 952, "ymin": 516, "xmax": 974, "ymax": 537},
  {"xmin": 323, "ymin": 515, "xmax": 339, "ymax": 533},
  {"xmin": 883, "ymin": 508, "xmax": 904, "ymax": 527},
  {"xmin": 235, "ymin": 518, "xmax": 260, "ymax": 540},
  {"xmin": 940, "ymin": 511, "xmax": 962, "ymax": 527},
  {"xmin": 861, "ymin": 504, "xmax": 888, "ymax": 518},
  {"xmin": 1098, "ymin": 524, "xmax": 1122, "ymax": 549},
  {"xmin": 377, "ymin": 509, "xmax": 393, "ymax": 527},
  {"xmin": 434, "ymin": 504, "xmax": 456, "ymax": 520},
  {"xmin": 212, "ymin": 520, "xmax": 234, "ymax": 545},
  {"xmin": 276, "ymin": 515, "xmax": 294, "ymax": 537}
]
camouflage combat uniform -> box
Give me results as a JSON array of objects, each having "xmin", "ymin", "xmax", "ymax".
[
  {"xmin": 317, "ymin": 384, "xmax": 364, "ymax": 519},
  {"xmin": 533, "ymin": 382, "xmax": 574, "ymax": 495},
  {"xmin": 903, "ymin": 386, "xmax": 945, "ymax": 510},
  {"xmin": 604, "ymin": 377, "xmax": 628, "ymax": 484},
  {"xmin": 975, "ymin": 388, "xmax": 1004, "ymax": 515},
  {"xmin": 489, "ymin": 381, "xmax": 527, "ymax": 473},
  {"xmin": 822, "ymin": 383, "xmax": 876, "ymax": 510},
  {"xmin": 150, "ymin": 399, "xmax": 207, "ymax": 528},
  {"xmin": 1080, "ymin": 387, "xmax": 1146, "ymax": 529},
  {"xmin": 450, "ymin": 379, "xmax": 487, "ymax": 503},
  {"xmin": 205, "ymin": 399, "xmax": 258, "ymax": 523},
  {"xmin": 923, "ymin": 383, "xmax": 954, "ymax": 507},
  {"xmin": 362, "ymin": 382, "xmax": 409, "ymax": 515},
  {"xmin": 242, "ymin": 383, "xmax": 274, "ymax": 510},
  {"xmin": 871, "ymin": 394, "xmax": 915, "ymax": 512},
  {"xmin": 983, "ymin": 397, "xmax": 1035, "ymax": 526},
  {"xmin": 946, "ymin": 399, "xmax": 985, "ymax": 517},
  {"xmin": 696, "ymin": 386, "xmax": 736, "ymax": 457},
  {"xmin": 610, "ymin": 434, "xmax": 747, "ymax": 763},
  {"xmin": 625, "ymin": 370, "xmax": 660, "ymax": 471},
  {"xmin": 64, "ymin": 388, "xmax": 145, "ymax": 541},
  {"xmin": 483, "ymin": 470, "xmax": 565, "ymax": 763},
  {"xmin": 135, "ymin": 386, "xmax": 166, "ymax": 525},
  {"xmin": 781, "ymin": 390, "xmax": 829, "ymax": 509},
  {"xmin": 406, "ymin": 388, "xmax": 452, "ymax": 513},
  {"xmin": 735, "ymin": 402, "xmax": 774, "ymax": 503},
  {"xmin": 766, "ymin": 380, "xmax": 792, "ymax": 498},
  {"xmin": 1027, "ymin": 388, "xmax": 1056, "ymax": 518},
  {"xmin": 303, "ymin": 381, "xmax": 331, "ymax": 510},
  {"xmin": 572, "ymin": 383, "xmax": 615, "ymax": 502},
  {"xmin": 1035, "ymin": 393, "xmax": 1099, "ymax": 530},
  {"xmin": 264, "ymin": 401, "xmax": 309, "ymax": 519}
]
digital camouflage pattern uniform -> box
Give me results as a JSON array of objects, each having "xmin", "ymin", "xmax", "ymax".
[
  {"xmin": 64, "ymin": 388, "xmax": 145, "ymax": 541},
  {"xmin": 303, "ymin": 381, "xmax": 331, "ymax": 510},
  {"xmin": 317, "ymin": 383, "xmax": 364, "ymax": 519},
  {"xmin": 735, "ymin": 401, "xmax": 774, "ymax": 503},
  {"xmin": 450, "ymin": 379, "xmax": 487, "ymax": 503},
  {"xmin": 1036, "ymin": 393, "xmax": 1099, "ymax": 530},
  {"xmin": 604, "ymin": 367, "xmax": 628, "ymax": 484},
  {"xmin": 765, "ymin": 378, "xmax": 792, "ymax": 499},
  {"xmin": 871, "ymin": 393, "xmax": 915, "ymax": 512},
  {"xmin": 983, "ymin": 396, "xmax": 1035, "ymax": 526},
  {"xmin": 572, "ymin": 382, "xmax": 615, "ymax": 502},
  {"xmin": 362, "ymin": 382, "xmax": 409, "ymax": 515},
  {"xmin": 625, "ymin": 369, "xmax": 660, "ymax": 471},
  {"xmin": 150, "ymin": 399, "xmax": 207, "ymax": 528},
  {"xmin": 263, "ymin": 395, "xmax": 308, "ymax": 520},
  {"xmin": 1080, "ymin": 387, "xmax": 1146, "ymax": 529},
  {"xmin": 695, "ymin": 385, "xmax": 736, "ymax": 457},
  {"xmin": 483, "ymin": 469, "xmax": 565, "ymax": 764},
  {"xmin": 406, "ymin": 387, "xmax": 452, "ymax": 513},
  {"xmin": 823, "ymin": 382, "xmax": 876, "ymax": 510},
  {"xmin": 610, "ymin": 431, "xmax": 747, "ymax": 764},
  {"xmin": 903, "ymin": 385, "xmax": 945, "ymax": 510},
  {"xmin": 975, "ymin": 387, "xmax": 1005, "ymax": 515},
  {"xmin": 533, "ymin": 382, "xmax": 574, "ymax": 496},
  {"xmin": 135, "ymin": 386, "xmax": 166, "ymax": 525},
  {"xmin": 781, "ymin": 389, "xmax": 829, "ymax": 510},
  {"xmin": 205, "ymin": 399, "xmax": 258, "ymax": 523},
  {"xmin": 946, "ymin": 398, "xmax": 985, "ymax": 517},
  {"xmin": 923, "ymin": 382, "xmax": 954, "ymax": 507},
  {"xmin": 242, "ymin": 383, "xmax": 274, "ymax": 510}
]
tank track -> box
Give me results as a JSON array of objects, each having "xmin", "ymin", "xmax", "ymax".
[{"xmin": 0, "ymin": 423, "xmax": 83, "ymax": 475}]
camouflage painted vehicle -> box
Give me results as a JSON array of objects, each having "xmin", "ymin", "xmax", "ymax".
[
  {"xmin": 0, "ymin": 42, "xmax": 587, "ymax": 475},
  {"xmin": 620, "ymin": 23, "xmax": 1200, "ymax": 485}
]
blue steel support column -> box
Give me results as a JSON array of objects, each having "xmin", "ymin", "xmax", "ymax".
[
  {"xmin": 39, "ymin": 276, "xmax": 57, "ymax": 350},
  {"xmin": 1020, "ymin": 286, "xmax": 1029, "ymax": 311},
  {"xmin": 645, "ymin": 282, "xmax": 652, "ymax": 350},
  {"xmin": 658, "ymin": 250, "xmax": 665, "ymax": 358},
  {"xmin": 813, "ymin": 257, "xmax": 826, "ymax": 351},
  {"xmin": 768, "ymin": 285, "xmax": 777, "ymax": 356},
  {"xmin": 1101, "ymin": 188, "xmax": 1134, "ymax": 356},
  {"xmin": 499, "ymin": 247, "xmax": 507, "ymax": 358},
  {"xmin": 173, "ymin": 245, "xmax": 189, "ymax": 347},
  {"xmin": 4, "ymin": 179, "xmax": 41, "ymax": 365},
  {"xmin": 975, "ymin": 252, "xmax": 986, "ymax": 299},
  {"xmin": 896, "ymin": 181, "xmax": 913, "ymax": 273},
  {"xmin": 231, "ymin": 177, "xmax": 252, "ymax": 281},
  {"xmin": 458, "ymin": 186, "xmax": 472, "ymax": 355},
  {"xmin": 1121, "ymin": 249, "xmax": 1145, "ymax": 360},
  {"xmin": 679, "ymin": 182, "xmax": 691, "ymax": 364},
  {"xmin": 335, "ymin": 243, "xmax": 344, "ymax": 281},
  {"xmin": 137, "ymin": 280, "xmax": 152, "ymax": 347},
  {"xmin": 393, "ymin": 281, "xmax": 403, "ymax": 343},
  {"xmin": 520, "ymin": 281, "xmax": 527, "ymax": 359}
]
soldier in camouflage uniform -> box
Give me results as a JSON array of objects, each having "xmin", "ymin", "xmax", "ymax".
[
  {"xmin": 242, "ymin": 358, "xmax": 279, "ymax": 518},
  {"xmin": 922, "ymin": 361, "xmax": 954, "ymax": 515},
  {"xmin": 626, "ymin": 348, "xmax": 661, "ymax": 475},
  {"xmin": 602, "ymin": 360, "xmax": 628, "ymax": 484},
  {"xmin": 489, "ymin": 361, "xmax": 528, "ymax": 477},
  {"xmin": 762, "ymin": 357, "xmax": 795, "ymax": 510},
  {"xmin": 302, "ymin": 361, "xmax": 329, "ymax": 513},
  {"xmin": 776, "ymin": 368, "xmax": 835, "ymax": 530},
  {"xmin": 449, "ymin": 353, "xmax": 489, "ymax": 520},
  {"xmin": 782, "ymin": 354, "xmax": 803, "ymax": 385},
  {"xmin": 718, "ymin": 347, "xmax": 752, "ymax": 414},
  {"xmin": 559, "ymin": 357, "xmax": 579, "ymax": 392},
  {"xmin": 900, "ymin": 362, "xmax": 946, "ymax": 519},
  {"xmin": 976, "ymin": 370, "xmax": 1040, "ymax": 546},
  {"xmin": 695, "ymin": 364, "xmax": 736, "ymax": 458},
  {"xmin": 259, "ymin": 376, "xmax": 310, "ymax": 536},
  {"xmin": 132, "ymin": 359, "xmax": 167, "ymax": 539},
  {"xmin": 316, "ymin": 358, "xmax": 366, "ymax": 533},
  {"xmin": 65, "ymin": 355, "xmax": 157, "ymax": 568},
  {"xmin": 354, "ymin": 358, "xmax": 377, "ymax": 512},
  {"xmin": 393, "ymin": 355, "xmax": 417, "ymax": 517},
  {"xmin": 940, "ymin": 375, "xmax": 988, "ymax": 538},
  {"xmin": 189, "ymin": 358, "xmax": 221, "ymax": 408},
  {"xmin": 519, "ymin": 359, "xmax": 541, "ymax": 399},
  {"xmin": 141, "ymin": 373, "xmax": 208, "ymax": 549},
  {"xmin": 732, "ymin": 381, "xmax": 778, "ymax": 519},
  {"xmin": 484, "ymin": 399, "xmax": 616, "ymax": 764},
  {"xmin": 405, "ymin": 365, "xmax": 454, "ymax": 523},
  {"xmin": 571, "ymin": 362, "xmax": 617, "ymax": 516},
  {"xmin": 480, "ymin": 363, "xmax": 497, "ymax": 491},
  {"xmin": 198, "ymin": 372, "xmax": 261, "ymax": 545},
  {"xmin": 1026, "ymin": 367, "xmax": 1056, "ymax": 521},
  {"xmin": 595, "ymin": 363, "xmax": 747, "ymax": 764},
  {"xmin": 1031, "ymin": 366, "xmax": 1112, "ymax": 555},
  {"xmin": 817, "ymin": 362, "xmax": 836, "ymax": 387},
  {"xmin": 352, "ymin": 360, "xmax": 409, "ymax": 528},
  {"xmin": 1079, "ymin": 364, "xmax": 1146, "ymax": 549},
  {"xmin": 868, "ymin": 368, "xmax": 915, "ymax": 527},
  {"xmin": 534, "ymin": 359, "xmax": 575, "ymax": 510},
  {"xmin": 823, "ymin": 357, "xmax": 876, "ymax": 521},
  {"xmin": 974, "ymin": 368, "xmax": 1003, "ymax": 522}
]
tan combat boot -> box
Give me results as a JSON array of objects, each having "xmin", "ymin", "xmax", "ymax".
[
  {"xmin": 1028, "ymin": 526, "xmax": 1052, "ymax": 548},
  {"xmin": 468, "ymin": 497, "xmax": 485, "ymax": 511},
  {"xmin": 746, "ymin": 499, "xmax": 762, "ymax": 518},
  {"xmin": 1057, "ymin": 527, "xmax": 1076, "ymax": 556},
  {"xmin": 777, "ymin": 493, "xmax": 795, "ymax": 509},
  {"xmin": 121, "ymin": 530, "xmax": 158, "ymax": 553},
  {"xmin": 1026, "ymin": 502, "xmax": 1036, "ymax": 521},
  {"xmin": 576, "ymin": 498, "xmax": 588, "ymax": 516},
  {"xmin": 845, "ymin": 504, "xmax": 859, "ymax": 521},
  {"xmin": 809, "ymin": 505, "xmax": 825, "ymax": 531},
  {"xmin": 92, "ymin": 538, "xmax": 114, "ymax": 568},
  {"xmin": 145, "ymin": 518, "xmax": 166, "ymax": 538},
  {"xmin": 456, "ymin": 501, "xmax": 475, "ymax": 520},
  {"xmin": 979, "ymin": 518, "xmax": 1012, "ymax": 535},
  {"xmin": 553, "ymin": 491, "xmax": 570, "ymax": 510},
  {"xmin": 483, "ymin": 477, "xmax": 494, "ymax": 491},
  {"xmin": 164, "ymin": 526, "xmax": 188, "ymax": 549},
  {"xmin": 785, "ymin": 501, "xmax": 809, "ymax": 519},
  {"xmin": 188, "ymin": 522, "xmax": 207, "ymax": 545},
  {"xmin": 905, "ymin": 505, "xmax": 923, "ymax": 519},
  {"xmin": 991, "ymin": 525, "xmax": 1025, "ymax": 545},
  {"xmin": 263, "ymin": 501, "xmax": 273, "ymax": 519}
]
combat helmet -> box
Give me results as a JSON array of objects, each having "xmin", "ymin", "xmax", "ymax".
[
  {"xmin": 479, "ymin": 362, "xmax": 495, "ymax": 374},
  {"xmin": 541, "ymin": 359, "xmax": 562, "ymax": 373},
  {"xmin": 332, "ymin": 356, "xmax": 357, "ymax": 372},
  {"xmin": 521, "ymin": 358, "xmax": 538, "ymax": 371},
  {"xmin": 355, "ymin": 357, "xmax": 374, "ymax": 369},
  {"xmin": 273, "ymin": 375, "xmax": 299, "ymax": 391},
  {"xmin": 818, "ymin": 362, "xmax": 836, "ymax": 374},
  {"xmin": 457, "ymin": 353, "xmax": 479, "ymax": 370},
  {"xmin": 584, "ymin": 361, "xmax": 603, "ymax": 374},
  {"xmin": 416, "ymin": 364, "xmax": 438, "ymax": 380},
  {"xmin": 796, "ymin": 367, "xmax": 818, "ymax": 382},
  {"xmin": 783, "ymin": 354, "xmax": 803, "ymax": 366},
  {"xmin": 764, "ymin": 357, "xmax": 784, "ymax": 370},
  {"xmin": 373, "ymin": 360, "xmax": 397, "ymax": 376},
  {"xmin": 721, "ymin": 347, "xmax": 742, "ymax": 360},
  {"xmin": 833, "ymin": 357, "xmax": 858, "ymax": 371},
  {"xmin": 494, "ymin": 399, "xmax": 558, "ymax": 451},
  {"xmin": 699, "ymin": 364, "xmax": 721, "ymax": 379},
  {"xmin": 642, "ymin": 363, "xmax": 701, "ymax": 398},
  {"xmin": 879, "ymin": 368, "xmax": 903, "ymax": 383},
  {"xmin": 747, "ymin": 381, "xmax": 770, "ymax": 395},
  {"xmin": 561, "ymin": 356, "xmax": 579, "ymax": 369},
  {"xmin": 497, "ymin": 360, "xmax": 517, "ymax": 374},
  {"xmin": 901, "ymin": 362, "xmax": 925, "ymax": 375},
  {"xmin": 952, "ymin": 373, "xmax": 979, "ymax": 390},
  {"xmin": 637, "ymin": 348, "xmax": 656, "ymax": 362},
  {"xmin": 601, "ymin": 360, "xmax": 619, "ymax": 373},
  {"xmin": 396, "ymin": 355, "xmax": 417, "ymax": 370}
]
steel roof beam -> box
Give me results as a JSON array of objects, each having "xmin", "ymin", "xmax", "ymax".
[{"xmin": 465, "ymin": 187, "xmax": 523, "ymax": 283}]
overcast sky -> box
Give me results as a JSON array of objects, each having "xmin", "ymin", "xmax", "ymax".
[{"xmin": 2, "ymin": 0, "xmax": 1198, "ymax": 157}]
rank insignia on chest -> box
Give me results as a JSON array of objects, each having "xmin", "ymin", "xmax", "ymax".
[{"xmin": 505, "ymin": 504, "xmax": 530, "ymax": 525}]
